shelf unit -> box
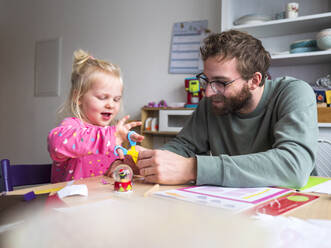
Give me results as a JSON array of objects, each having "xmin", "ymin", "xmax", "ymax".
[
  {"xmin": 231, "ymin": 12, "xmax": 331, "ymax": 38},
  {"xmin": 140, "ymin": 107, "xmax": 195, "ymax": 148},
  {"xmin": 220, "ymin": 0, "xmax": 331, "ymax": 128},
  {"xmin": 234, "ymin": 12, "xmax": 331, "ymax": 67},
  {"xmin": 221, "ymin": 1, "xmax": 331, "ymax": 66},
  {"xmin": 271, "ymin": 50, "xmax": 331, "ymax": 66}
]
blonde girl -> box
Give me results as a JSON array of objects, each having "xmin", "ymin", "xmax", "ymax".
[{"xmin": 48, "ymin": 49, "xmax": 143, "ymax": 183}]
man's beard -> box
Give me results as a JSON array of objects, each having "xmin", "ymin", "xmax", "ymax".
[{"xmin": 209, "ymin": 84, "xmax": 252, "ymax": 115}]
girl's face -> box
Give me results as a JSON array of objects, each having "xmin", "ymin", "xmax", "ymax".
[{"xmin": 79, "ymin": 72, "xmax": 123, "ymax": 127}]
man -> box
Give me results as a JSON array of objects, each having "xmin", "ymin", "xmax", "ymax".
[{"xmin": 137, "ymin": 30, "xmax": 318, "ymax": 188}]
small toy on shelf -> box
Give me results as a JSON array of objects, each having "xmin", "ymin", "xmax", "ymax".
[
  {"xmin": 185, "ymin": 77, "xmax": 204, "ymax": 108},
  {"xmin": 146, "ymin": 100, "xmax": 168, "ymax": 108},
  {"xmin": 146, "ymin": 102, "xmax": 158, "ymax": 108},
  {"xmin": 112, "ymin": 164, "xmax": 133, "ymax": 192},
  {"xmin": 157, "ymin": 100, "xmax": 168, "ymax": 107}
]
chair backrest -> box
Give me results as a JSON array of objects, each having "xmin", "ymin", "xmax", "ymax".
[
  {"xmin": 315, "ymin": 139, "xmax": 331, "ymax": 177},
  {"xmin": 0, "ymin": 159, "xmax": 52, "ymax": 192}
]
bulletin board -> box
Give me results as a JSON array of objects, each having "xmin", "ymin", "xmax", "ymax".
[{"xmin": 169, "ymin": 20, "xmax": 208, "ymax": 74}]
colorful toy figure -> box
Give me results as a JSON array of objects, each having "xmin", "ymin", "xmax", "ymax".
[
  {"xmin": 112, "ymin": 164, "xmax": 133, "ymax": 192},
  {"xmin": 184, "ymin": 77, "xmax": 204, "ymax": 108},
  {"xmin": 114, "ymin": 131, "xmax": 139, "ymax": 163},
  {"xmin": 113, "ymin": 131, "xmax": 139, "ymax": 192}
]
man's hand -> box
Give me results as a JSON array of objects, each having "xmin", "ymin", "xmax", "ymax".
[{"xmin": 136, "ymin": 149, "xmax": 197, "ymax": 185}]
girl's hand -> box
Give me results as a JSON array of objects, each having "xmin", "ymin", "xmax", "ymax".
[{"xmin": 115, "ymin": 115, "xmax": 144, "ymax": 159}]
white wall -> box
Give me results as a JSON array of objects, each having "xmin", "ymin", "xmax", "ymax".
[{"xmin": 0, "ymin": 0, "xmax": 221, "ymax": 164}]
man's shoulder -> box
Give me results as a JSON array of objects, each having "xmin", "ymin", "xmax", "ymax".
[
  {"xmin": 273, "ymin": 76, "xmax": 310, "ymax": 88},
  {"xmin": 271, "ymin": 76, "xmax": 313, "ymax": 95},
  {"xmin": 269, "ymin": 76, "xmax": 316, "ymax": 109},
  {"xmin": 272, "ymin": 76, "xmax": 305, "ymax": 86}
]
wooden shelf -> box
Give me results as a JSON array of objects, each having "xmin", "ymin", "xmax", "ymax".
[{"xmin": 141, "ymin": 107, "xmax": 195, "ymax": 148}]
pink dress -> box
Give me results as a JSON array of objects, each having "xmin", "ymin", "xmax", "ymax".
[{"xmin": 47, "ymin": 117, "xmax": 118, "ymax": 183}]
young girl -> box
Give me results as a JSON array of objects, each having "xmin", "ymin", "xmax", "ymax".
[{"xmin": 47, "ymin": 49, "xmax": 143, "ymax": 183}]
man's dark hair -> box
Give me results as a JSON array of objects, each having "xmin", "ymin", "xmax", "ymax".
[{"xmin": 200, "ymin": 30, "xmax": 271, "ymax": 86}]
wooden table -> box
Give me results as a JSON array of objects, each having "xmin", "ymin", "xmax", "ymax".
[
  {"xmin": 3, "ymin": 176, "xmax": 331, "ymax": 247},
  {"xmin": 7, "ymin": 175, "xmax": 331, "ymax": 220}
]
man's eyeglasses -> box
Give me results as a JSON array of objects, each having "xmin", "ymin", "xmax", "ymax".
[{"xmin": 196, "ymin": 72, "xmax": 240, "ymax": 94}]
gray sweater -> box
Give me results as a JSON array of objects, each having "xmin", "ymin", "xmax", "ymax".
[{"xmin": 162, "ymin": 77, "xmax": 318, "ymax": 188}]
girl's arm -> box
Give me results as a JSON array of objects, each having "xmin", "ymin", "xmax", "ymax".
[
  {"xmin": 47, "ymin": 118, "xmax": 117, "ymax": 162},
  {"xmin": 48, "ymin": 116, "xmax": 144, "ymax": 162}
]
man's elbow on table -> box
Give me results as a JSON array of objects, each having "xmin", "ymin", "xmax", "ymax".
[{"xmin": 288, "ymin": 165, "xmax": 313, "ymax": 189}]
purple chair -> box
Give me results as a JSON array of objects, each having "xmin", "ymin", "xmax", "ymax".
[{"xmin": 0, "ymin": 159, "xmax": 52, "ymax": 192}]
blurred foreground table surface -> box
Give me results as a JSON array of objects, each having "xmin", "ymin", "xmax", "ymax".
[
  {"xmin": 7, "ymin": 175, "xmax": 331, "ymax": 220},
  {"xmin": 3, "ymin": 176, "xmax": 331, "ymax": 248}
]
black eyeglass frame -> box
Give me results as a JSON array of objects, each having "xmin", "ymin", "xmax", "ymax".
[{"xmin": 196, "ymin": 72, "xmax": 240, "ymax": 94}]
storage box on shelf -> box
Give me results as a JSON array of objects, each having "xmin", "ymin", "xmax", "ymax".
[
  {"xmin": 140, "ymin": 107, "xmax": 195, "ymax": 148},
  {"xmin": 317, "ymin": 106, "xmax": 331, "ymax": 123}
]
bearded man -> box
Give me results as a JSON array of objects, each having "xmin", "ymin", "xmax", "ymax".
[{"xmin": 136, "ymin": 30, "xmax": 318, "ymax": 188}]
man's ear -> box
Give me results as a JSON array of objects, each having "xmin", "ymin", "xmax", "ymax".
[{"xmin": 249, "ymin": 72, "xmax": 262, "ymax": 90}]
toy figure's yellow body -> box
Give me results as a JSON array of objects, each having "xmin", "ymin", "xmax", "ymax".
[{"xmin": 127, "ymin": 145, "xmax": 139, "ymax": 164}]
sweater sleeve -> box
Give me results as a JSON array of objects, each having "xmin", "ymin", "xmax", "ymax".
[
  {"xmin": 47, "ymin": 118, "xmax": 117, "ymax": 162},
  {"xmin": 162, "ymin": 80, "xmax": 318, "ymax": 189}
]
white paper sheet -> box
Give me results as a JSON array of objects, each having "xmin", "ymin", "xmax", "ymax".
[
  {"xmin": 57, "ymin": 184, "xmax": 88, "ymax": 199},
  {"xmin": 302, "ymin": 179, "xmax": 331, "ymax": 194},
  {"xmin": 154, "ymin": 186, "xmax": 292, "ymax": 213}
]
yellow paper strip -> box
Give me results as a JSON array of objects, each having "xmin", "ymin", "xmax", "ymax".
[
  {"xmin": 243, "ymin": 188, "xmax": 270, "ymax": 199},
  {"xmin": 165, "ymin": 191, "xmax": 185, "ymax": 198},
  {"xmin": 34, "ymin": 187, "xmax": 64, "ymax": 195}
]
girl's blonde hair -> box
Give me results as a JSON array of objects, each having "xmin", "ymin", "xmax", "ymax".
[{"xmin": 58, "ymin": 49, "xmax": 123, "ymax": 124}]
